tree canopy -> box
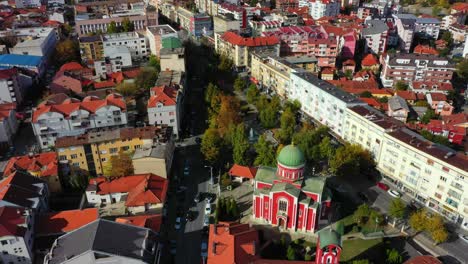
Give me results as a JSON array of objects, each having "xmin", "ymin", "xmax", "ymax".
[
  {"xmin": 389, "ymin": 198, "xmax": 406, "ymax": 219},
  {"xmin": 329, "ymin": 144, "xmax": 375, "ymax": 177},
  {"xmin": 278, "ymin": 108, "xmax": 296, "ymax": 144},
  {"xmin": 54, "ymin": 39, "xmax": 80, "ymax": 66},
  {"xmin": 216, "ymin": 95, "xmax": 241, "ymax": 137},
  {"xmin": 103, "ymin": 151, "xmax": 135, "ymax": 178},
  {"xmin": 456, "ymin": 58, "xmax": 468, "ymax": 80},
  {"xmin": 254, "ymin": 135, "xmax": 276, "ymax": 167},
  {"xmin": 135, "ymin": 67, "xmax": 159, "ymax": 90},
  {"xmin": 231, "ymin": 123, "xmax": 250, "ymax": 165},
  {"xmin": 201, "ymin": 128, "xmax": 222, "ymax": 164}
]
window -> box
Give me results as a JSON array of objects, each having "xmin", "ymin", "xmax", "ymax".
[
  {"xmin": 109, "ymin": 148, "xmax": 118, "ymax": 154},
  {"xmin": 70, "ymin": 154, "xmax": 78, "ymax": 159},
  {"xmin": 121, "ymin": 146, "xmax": 130, "ymax": 151},
  {"xmin": 440, "ymin": 176, "xmax": 447, "ymax": 182},
  {"xmin": 278, "ymin": 199, "xmax": 287, "ymax": 212},
  {"xmin": 1, "ymin": 240, "xmax": 7, "ymax": 245},
  {"xmin": 434, "ymin": 193, "xmax": 442, "ymax": 199}
]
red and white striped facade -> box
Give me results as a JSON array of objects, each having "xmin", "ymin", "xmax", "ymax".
[{"xmin": 252, "ymin": 159, "xmax": 331, "ymax": 233}]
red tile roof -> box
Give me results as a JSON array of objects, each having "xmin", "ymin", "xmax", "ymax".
[
  {"xmin": 414, "ymin": 45, "xmax": 439, "ymax": 55},
  {"xmin": 396, "ymin": 91, "xmax": 417, "ymax": 101},
  {"xmin": 411, "ymin": 81, "xmax": 453, "ymax": 91},
  {"xmin": 208, "ymin": 222, "xmax": 260, "ymax": 264},
  {"xmin": 115, "ymin": 214, "xmax": 162, "ymax": 232},
  {"xmin": 94, "ymin": 80, "xmax": 116, "ymax": 89},
  {"xmin": 50, "ymin": 71, "xmax": 83, "ymax": 94},
  {"xmin": 328, "ymin": 79, "xmax": 379, "ymax": 91},
  {"xmin": 32, "ymin": 93, "xmax": 126, "ymax": 122},
  {"xmin": 4, "ymin": 152, "xmax": 58, "ymax": 177},
  {"xmin": 148, "ymin": 85, "xmax": 178, "ymax": 108},
  {"xmin": 122, "ymin": 68, "xmax": 141, "ymax": 79},
  {"xmin": 361, "ymin": 53, "xmax": 379, "ymax": 67},
  {"xmin": 0, "ymin": 207, "xmax": 27, "ymax": 237},
  {"xmin": 229, "ymin": 164, "xmax": 257, "ymax": 179},
  {"xmin": 428, "ymin": 93, "xmax": 447, "ymax": 102},
  {"xmin": 59, "ymin": 62, "xmax": 83, "ymax": 72},
  {"xmin": 404, "ymin": 255, "xmax": 442, "ymax": 264},
  {"xmin": 36, "ymin": 208, "xmax": 99, "ymax": 235},
  {"xmin": 451, "ymin": 2, "xmax": 468, "ymax": 12},
  {"xmin": 221, "ymin": 31, "xmax": 279, "ymax": 47},
  {"xmin": 88, "ymin": 173, "xmax": 168, "ymax": 207},
  {"xmin": 359, "ymin": 97, "xmax": 383, "ymax": 109}
]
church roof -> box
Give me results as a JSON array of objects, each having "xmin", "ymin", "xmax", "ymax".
[
  {"xmin": 271, "ymin": 182, "xmax": 301, "ymax": 197},
  {"xmin": 277, "ymin": 144, "xmax": 305, "ymax": 168},
  {"xmin": 318, "ymin": 228, "xmax": 342, "ymax": 248},
  {"xmin": 302, "ymin": 177, "xmax": 327, "ymax": 196},
  {"xmin": 254, "ymin": 166, "xmax": 276, "ymax": 184}
]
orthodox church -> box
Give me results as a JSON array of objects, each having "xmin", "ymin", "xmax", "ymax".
[{"xmin": 252, "ymin": 144, "xmax": 332, "ymax": 233}]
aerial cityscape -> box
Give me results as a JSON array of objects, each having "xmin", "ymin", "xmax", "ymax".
[{"xmin": 0, "ymin": 0, "xmax": 466, "ymax": 263}]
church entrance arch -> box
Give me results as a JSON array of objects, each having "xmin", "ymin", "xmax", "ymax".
[{"xmin": 277, "ymin": 216, "xmax": 287, "ymax": 229}]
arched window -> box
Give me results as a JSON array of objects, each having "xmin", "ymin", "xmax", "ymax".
[{"xmin": 278, "ymin": 199, "xmax": 288, "ymax": 212}]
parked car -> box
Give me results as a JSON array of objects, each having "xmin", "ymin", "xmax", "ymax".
[
  {"xmin": 184, "ymin": 163, "xmax": 190, "ymax": 176},
  {"xmin": 186, "ymin": 210, "xmax": 195, "ymax": 222},
  {"xmin": 205, "ymin": 193, "xmax": 216, "ymax": 203},
  {"xmin": 459, "ymin": 234, "xmax": 468, "ymax": 243},
  {"xmin": 205, "ymin": 203, "xmax": 212, "ymax": 215},
  {"xmin": 203, "ymin": 216, "xmax": 210, "ymax": 227},
  {"xmin": 194, "ymin": 193, "xmax": 202, "ymax": 203},
  {"xmin": 387, "ymin": 189, "xmax": 402, "ymax": 198},
  {"xmin": 377, "ymin": 182, "xmax": 390, "ymax": 191},
  {"xmin": 175, "ymin": 217, "xmax": 182, "ymax": 230},
  {"xmin": 201, "ymin": 241, "xmax": 208, "ymax": 258}
]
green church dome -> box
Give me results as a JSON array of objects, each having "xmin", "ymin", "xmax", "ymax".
[{"xmin": 277, "ymin": 144, "xmax": 305, "ymax": 168}]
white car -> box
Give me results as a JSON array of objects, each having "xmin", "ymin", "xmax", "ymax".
[
  {"xmin": 205, "ymin": 203, "xmax": 211, "ymax": 215},
  {"xmin": 387, "ymin": 189, "xmax": 402, "ymax": 198},
  {"xmin": 175, "ymin": 217, "xmax": 181, "ymax": 230},
  {"xmin": 201, "ymin": 241, "xmax": 208, "ymax": 257},
  {"xmin": 203, "ymin": 216, "xmax": 210, "ymax": 227}
]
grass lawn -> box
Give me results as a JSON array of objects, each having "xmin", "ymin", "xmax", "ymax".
[
  {"xmin": 340, "ymin": 215, "xmax": 384, "ymax": 235},
  {"xmin": 341, "ymin": 238, "xmax": 383, "ymax": 262}
]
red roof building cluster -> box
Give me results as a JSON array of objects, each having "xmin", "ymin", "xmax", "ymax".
[
  {"xmin": 148, "ymin": 85, "xmax": 178, "ymax": 108},
  {"xmin": 88, "ymin": 173, "xmax": 168, "ymax": 207},
  {"xmin": 221, "ymin": 31, "xmax": 279, "ymax": 47},
  {"xmin": 36, "ymin": 208, "xmax": 99, "ymax": 236},
  {"xmin": 32, "ymin": 93, "xmax": 126, "ymax": 122},
  {"xmin": 414, "ymin": 45, "xmax": 439, "ymax": 55},
  {"xmin": 4, "ymin": 152, "xmax": 58, "ymax": 178},
  {"xmin": 228, "ymin": 164, "xmax": 258, "ymax": 179}
]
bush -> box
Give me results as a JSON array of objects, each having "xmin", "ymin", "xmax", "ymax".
[{"xmin": 352, "ymin": 225, "xmax": 360, "ymax": 233}]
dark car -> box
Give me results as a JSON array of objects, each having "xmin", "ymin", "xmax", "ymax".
[
  {"xmin": 376, "ymin": 182, "xmax": 390, "ymax": 191},
  {"xmin": 186, "ymin": 210, "xmax": 196, "ymax": 221}
]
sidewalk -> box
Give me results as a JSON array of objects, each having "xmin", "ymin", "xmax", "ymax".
[{"xmin": 411, "ymin": 233, "xmax": 449, "ymax": 257}]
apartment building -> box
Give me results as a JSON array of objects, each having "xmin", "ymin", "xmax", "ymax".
[
  {"xmin": 55, "ymin": 126, "xmax": 173, "ymax": 176},
  {"xmin": 176, "ymin": 7, "xmax": 213, "ymax": 37},
  {"xmin": 361, "ymin": 20, "xmax": 388, "ymax": 55},
  {"xmin": 215, "ymin": 31, "xmax": 280, "ymax": 69},
  {"xmin": 448, "ymin": 23, "xmax": 468, "ymax": 43},
  {"xmin": 0, "ymin": 207, "xmax": 35, "ymax": 264},
  {"xmin": 288, "ymin": 72, "xmax": 365, "ymax": 138},
  {"xmin": 415, "ymin": 17, "xmax": 441, "ymax": 39},
  {"xmin": 102, "ymin": 32, "xmax": 150, "ymax": 60},
  {"xmin": 0, "ymin": 103, "xmax": 18, "ymax": 145},
  {"xmin": 160, "ymin": 38, "xmax": 185, "ymax": 72},
  {"xmin": 308, "ymin": 0, "xmax": 340, "ymax": 20},
  {"xmin": 0, "ymin": 68, "xmax": 24, "ymax": 105},
  {"xmin": 9, "ymin": 27, "xmax": 58, "ymax": 58},
  {"xmin": 0, "ymin": 171, "xmax": 49, "ymax": 212},
  {"xmin": 263, "ymin": 26, "xmax": 338, "ymax": 67},
  {"xmin": 380, "ymin": 53, "xmax": 455, "ymax": 88},
  {"xmin": 0, "ymin": 54, "xmax": 45, "ymax": 77},
  {"xmin": 31, "ymin": 93, "xmax": 128, "ymax": 149},
  {"xmin": 214, "ymin": 14, "xmax": 242, "ymax": 34},
  {"xmin": 79, "ymin": 35, "xmax": 104, "ymax": 64},
  {"xmin": 15, "ymin": 0, "xmax": 40, "ymax": 8},
  {"xmin": 146, "ymin": 25, "xmax": 178, "ymax": 56},
  {"xmin": 196, "ymin": 0, "xmax": 219, "ymax": 16},
  {"xmin": 94, "ymin": 46, "xmax": 133, "ymax": 78},
  {"xmin": 250, "ymin": 53, "xmax": 305, "ymax": 97},
  {"xmin": 394, "ymin": 15, "xmax": 415, "ymax": 53},
  {"xmin": 148, "ymin": 85, "xmax": 182, "ymax": 137}
]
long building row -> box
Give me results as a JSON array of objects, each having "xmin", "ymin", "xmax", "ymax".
[{"xmin": 266, "ymin": 69, "xmax": 468, "ymax": 230}]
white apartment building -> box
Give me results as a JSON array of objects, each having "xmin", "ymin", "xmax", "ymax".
[
  {"xmin": 0, "ymin": 207, "xmax": 35, "ymax": 264},
  {"xmin": 95, "ymin": 46, "xmax": 133, "ymax": 78},
  {"xmin": 394, "ymin": 15, "xmax": 415, "ymax": 53},
  {"xmin": 308, "ymin": 0, "xmax": 340, "ymax": 20},
  {"xmin": 0, "ymin": 103, "xmax": 18, "ymax": 144},
  {"xmin": 10, "ymin": 28, "xmax": 58, "ymax": 58},
  {"xmin": 31, "ymin": 94, "xmax": 128, "ymax": 149},
  {"xmin": 415, "ymin": 17, "xmax": 441, "ymax": 40},
  {"xmin": 288, "ymin": 72, "xmax": 365, "ymax": 138},
  {"xmin": 102, "ymin": 32, "xmax": 150, "ymax": 60},
  {"xmin": 148, "ymin": 84, "xmax": 182, "ymax": 137},
  {"xmin": 146, "ymin": 25, "xmax": 178, "ymax": 56},
  {"xmin": 361, "ymin": 20, "xmax": 389, "ymax": 54}
]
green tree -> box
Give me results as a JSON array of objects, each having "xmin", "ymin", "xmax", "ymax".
[
  {"xmin": 254, "ymin": 135, "xmax": 276, "ymax": 166},
  {"xmin": 319, "ymin": 136, "xmax": 334, "ymax": 160},
  {"xmin": 292, "ymin": 125, "xmax": 329, "ymax": 162},
  {"xmin": 409, "ymin": 209, "xmax": 427, "ymax": 232},
  {"xmin": 103, "ymin": 150, "xmax": 134, "ymax": 177},
  {"xmin": 231, "ymin": 123, "xmax": 250, "ymax": 165},
  {"xmin": 352, "ymin": 260, "xmax": 370, "ymax": 264},
  {"xmin": 121, "ymin": 17, "xmax": 134, "ymax": 32},
  {"xmin": 456, "ymin": 58, "xmax": 468, "ymax": 80},
  {"xmin": 201, "ymin": 128, "xmax": 222, "ymax": 163},
  {"xmin": 432, "ymin": 6, "xmax": 441, "ymax": 16},
  {"xmin": 426, "ymin": 214, "xmax": 445, "ymax": 232},
  {"xmin": 286, "ymin": 245, "xmax": 296, "ymax": 260},
  {"xmin": 148, "ymin": 54, "xmax": 161, "ymax": 71},
  {"xmin": 259, "ymin": 105, "xmax": 277, "ymax": 128},
  {"xmin": 205, "ymin": 83, "xmax": 220, "ymax": 104},
  {"xmin": 441, "ymin": 31, "xmax": 453, "ymax": 47},
  {"xmin": 246, "ymin": 84, "xmax": 259, "ymax": 104},
  {"xmin": 220, "ymin": 172, "xmax": 232, "ymax": 187},
  {"xmin": 395, "ymin": 81, "xmax": 409, "ymax": 91},
  {"xmin": 378, "ymin": 97, "xmax": 388, "ymax": 103},
  {"xmin": 420, "ymin": 108, "xmax": 437, "ymax": 124},
  {"xmin": 345, "ymin": 69, "xmax": 353, "ymax": 79},
  {"xmin": 389, "ymin": 198, "xmax": 406, "ymax": 220},
  {"xmin": 107, "ymin": 21, "xmax": 118, "ymax": 33},
  {"xmin": 135, "ymin": 67, "xmax": 159, "ymax": 90},
  {"xmin": 414, "ymin": 100, "xmax": 429, "ymax": 107},
  {"xmin": 353, "ymin": 204, "xmax": 371, "ymax": 225},
  {"xmin": 116, "ymin": 82, "xmax": 138, "ymax": 96},
  {"xmin": 386, "ymin": 248, "xmax": 403, "ymax": 264},
  {"xmin": 329, "ymin": 144, "xmax": 375, "ymax": 177},
  {"xmin": 67, "ymin": 167, "xmax": 90, "ymax": 191},
  {"xmin": 278, "ymin": 108, "xmax": 296, "ymax": 144},
  {"xmin": 233, "ymin": 77, "xmax": 247, "ymax": 92},
  {"xmin": 360, "ymin": 91, "xmax": 373, "ymax": 98},
  {"xmin": 431, "ymin": 228, "xmax": 448, "ymax": 244},
  {"xmin": 218, "ymin": 54, "xmax": 233, "ymax": 72},
  {"xmin": 53, "ymin": 39, "xmax": 80, "ymax": 66},
  {"xmin": 284, "ymin": 100, "xmax": 301, "ymax": 114},
  {"xmin": 216, "ymin": 95, "xmax": 241, "ymax": 137}
]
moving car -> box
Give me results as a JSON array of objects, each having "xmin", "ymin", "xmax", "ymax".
[
  {"xmin": 175, "ymin": 217, "xmax": 182, "ymax": 230},
  {"xmin": 387, "ymin": 189, "xmax": 402, "ymax": 198},
  {"xmin": 377, "ymin": 182, "xmax": 390, "ymax": 191},
  {"xmin": 205, "ymin": 203, "xmax": 212, "ymax": 215}
]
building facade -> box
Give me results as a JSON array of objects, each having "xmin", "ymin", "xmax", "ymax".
[
  {"xmin": 148, "ymin": 85, "xmax": 182, "ymax": 137},
  {"xmin": 176, "ymin": 7, "xmax": 213, "ymax": 37},
  {"xmin": 361, "ymin": 20, "xmax": 389, "ymax": 54},
  {"xmin": 146, "ymin": 25, "xmax": 178, "ymax": 56},
  {"xmin": 31, "ymin": 93, "xmax": 128, "ymax": 149},
  {"xmin": 10, "ymin": 28, "xmax": 58, "ymax": 58},
  {"xmin": 0, "ymin": 103, "xmax": 18, "ymax": 145},
  {"xmin": 102, "ymin": 32, "xmax": 150, "ymax": 60},
  {"xmin": 79, "ymin": 35, "xmax": 104, "ymax": 64},
  {"xmin": 308, "ymin": 0, "xmax": 340, "ymax": 20},
  {"xmin": 380, "ymin": 53, "xmax": 455, "ymax": 88},
  {"xmin": 253, "ymin": 144, "xmax": 332, "ymax": 233},
  {"xmin": 0, "ymin": 207, "xmax": 35, "ymax": 264}
]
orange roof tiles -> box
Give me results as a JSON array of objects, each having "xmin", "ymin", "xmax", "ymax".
[
  {"xmin": 59, "ymin": 62, "xmax": 83, "ymax": 72},
  {"xmin": 359, "ymin": 97, "xmax": 383, "ymax": 109},
  {"xmin": 36, "ymin": 208, "xmax": 99, "ymax": 235},
  {"xmin": 221, "ymin": 31, "xmax": 279, "ymax": 47},
  {"xmin": 115, "ymin": 214, "xmax": 162, "ymax": 232},
  {"xmin": 395, "ymin": 91, "xmax": 417, "ymax": 101},
  {"xmin": 428, "ymin": 93, "xmax": 447, "ymax": 102},
  {"xmin": 328, "ymin": 79, "xmax": 379, "ymax": 90},
  {"xmin": 229, "ymin": 164, "xmax": 257, "ymax": 179},
  {"xmin": 148, "ymin": 85, "xmax": 178, "ymax": 108},
  {"xmin": 452, "ymin": 2, "xmax": 468, "ymax": 12},
  {"xmin": 414, "ymin": 45, "xmax": 439, "ymax": 55},
  {"xmin": 208, "ymin": 222, "xmax": 260, "ymax": 264},
  {"xmin": 0, "ymin": 207, "xmax": 27, "ymax": 237},
  {"xmin": 88, "ymin": 174, "xmax": 168, "ymax": 207},
  {"xmin": 94, "ymin": 80, "xmax": 116, "ymax": 89},
  {"xmin": 4, "ymin": 152, "xmax": 58, "ymax": 177},
  {"xmin": 411, "ymin": 81, "xmax": 453, "ymax": 91},
  {"xmin": 404, "ymin": 255, "xmax": 442, "ymax": 264},
  {"xmin": 361, "ymin": 53, "xmax": 379, "ymax": 67}
]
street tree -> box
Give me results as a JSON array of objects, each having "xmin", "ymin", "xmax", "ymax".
[
  {"xmin": 148, "ymin": 54, "xmax": 161, "ymax": 71},
  {"xmin": 284, "ymin": 100, "xmax": 301, "ymax": 114},
  {"xmin": 259, "ymin": 105, "xmax": 277, "ymax": 128},
  {"xmin": 395, "ymin": 81, "xmax": 409, "ymax": 91},
  {"xmin": 286, "ymin": 245, "xmax": 296, "ymax": 260},
  {"xmin": 135, "ymin": 67, "xmax": 159, "ymax": 90},
  {"xmin": 329, "ymin": 144, "xmax": 375, "ymax": 177},
  {"xmin": 201, "ymin": 128, "xmax": 222, "ymax": 163},
  {"xmin": 107, "ymin": 21, "xmax": 119, "ymax": 33},
  {"xmin": 104, "ymin": 151, "xmax": 134, "ymax": 178},
  {"xmin": 54, "ymin": 40, "xmax": 80, "ymax": 66},
  {"xmin": 386, "ymin": 248, "xmax": 403, "ymax": 264},
  {"xmin": 353, "ymin": 204, "xmax": 371, "ymax": 225},
  {"xmin": 205, "ymin": 82, "xmax": 220, "ymax": 103},
  {"xmin": 409, "ymin": 209, "xmax": 427, "ymax": 232},
  {"xmin": 278, "ymin": 108, "xmax": 296, "ymax": 144},
  {"xmin": 420, "ymin": 108, "xmax": 437, "ymax": 124},
  {"xmin": 231, "ymin": 123, "xmax": 250, "ymax": 165},
  {"xmin": 122, "ymin": 17, "xmax": 134, "ymax": 32},
  {"xmin": 246, "ymin": 84, "xmax": 259, "ymax": 104},
  {"xmin": 254, "ymin": 135, "xmax": 276, "ymax": 167},
  {"xmin": 319, "ymin": 136, "xmax": 334, "ymax": 160},
  {"xmin": 426, "ymin": 214, "xmax": 444, "ymax": 232},
  {"xmin": 431, "ymin": 228, "xmax": 448, "ymax": 245},
  {"xmin": 456, "ymin": 58, "xmax": 468, "ymax": 80},
  {"xmin": 389, "ymin": 198, "xmax": 406, "ymax": 223},
  {"xmin": 218, "ymin": 54, "xmax": 233, "ymax": 72},
  {"xmin": 217, "ymin": 95, "xmax": 241, "ymax": 137},
  {"xmin": 116, "ymin": 82, "xmax": 138, "ymax": 96},
  {"xmin": 233, "ymin": 77, "xmax": 247, "ymax": 92}
]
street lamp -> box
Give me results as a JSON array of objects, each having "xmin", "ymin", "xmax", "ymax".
[{"xmin": 205, "ymin": 165, "xmax": 213, "ymax": 185}]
